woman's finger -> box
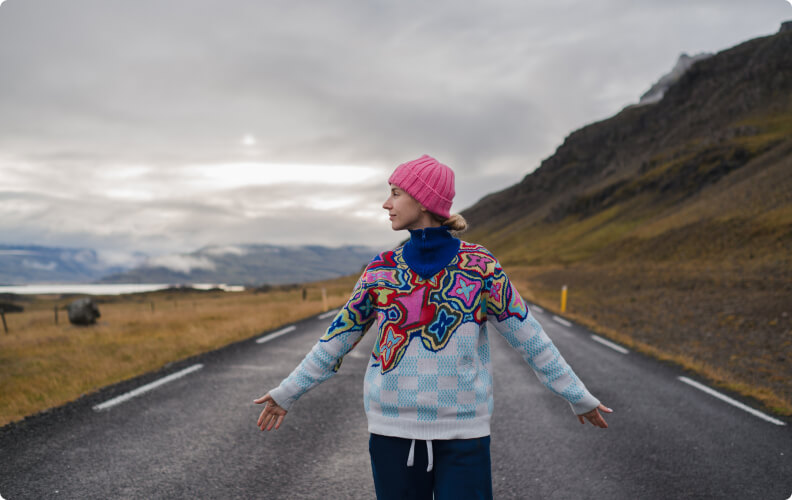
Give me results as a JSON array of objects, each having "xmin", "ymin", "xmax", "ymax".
[
  {"xmin": 589, "ymin": 411, "xmax": 608, "ymax": 428},
  {"xmin": 259, "ymin": 406, "xmax": 277, "ymax": 428},
  {"xmin": 256, "ymin": 408, "xmax": 268, "ymax": 427},
  {"xmin": 254, "ymin": 394, "xmax": 271, "ymax": 405},
  {"xmin": 265, "ymin": 413, "xmax": 278, "ymax": 431},
  {"xmin": 260, "ymin": 412, "xmax": 274, "ymax": 431}
]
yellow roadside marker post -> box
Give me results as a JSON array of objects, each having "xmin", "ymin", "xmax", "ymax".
[
  {"xmin": 322, "ymin": 288, "xmax": 328, "ymax": 312},
  {"xmin": 561, "ymin": 285, "xmax": 568, "ymax": 313}
]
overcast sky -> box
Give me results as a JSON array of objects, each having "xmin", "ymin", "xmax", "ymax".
[{"xmin": 1, "ymin": 0, "xmax": 790, "ymax": 265}]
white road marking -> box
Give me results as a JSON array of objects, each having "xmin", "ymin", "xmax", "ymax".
[
  {"xmin": 552, "ymin": 315, "xmax": 572, "ymax": 327},
  {"xmin": 531, "ymin": 305, "xmax": 544, "ymax": 314},
  {"xmin": 231, "ymin": 364, "xmax": 280, "ymax": 372},
  {"xmin": 678, "ymin": 376, "xmax": 786, "ymax": 426},
  {"xmin": 256, "ymin": 325, "xmax": 296, "ymax": 344},
  {"xmin": 590, "ymin": 334, "xmax": 630, "ymax": 354},
  {"xmin": 318, "ymin": 309, "xmax": 339, "ymax": 319},
  {"xmin": 93, "ymin": 364, "xmax": 204, "ymax": 411}
]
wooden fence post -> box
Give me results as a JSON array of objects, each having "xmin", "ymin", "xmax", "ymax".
[
  {"xmin": 54, "ymin": 305, "xmax": 59, "ymax": 325},
  {"xmin": 1, "ymin": 309, "xmax": 8, "ymax": 334}
]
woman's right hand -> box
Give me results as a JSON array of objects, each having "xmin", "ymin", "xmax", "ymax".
[{"xmin": 255, "ymin": 393, "xmax": 288, "ymax": 431}]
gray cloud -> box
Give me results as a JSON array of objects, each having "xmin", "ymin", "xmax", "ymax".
[{"xmin": 1, "ymin": 0, "xmax": 789, "ymax": 259}]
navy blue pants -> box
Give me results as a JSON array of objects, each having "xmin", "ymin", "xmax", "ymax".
[{"xmin": 369, "ymin": 434, "xmax": 493, "ymax": 500}]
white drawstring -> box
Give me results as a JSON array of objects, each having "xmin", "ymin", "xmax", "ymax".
[
  {"xmin": 426, "ymin": 440, "xmax": 433, "ymax": 472},
  {"xmin": 405, "ymin": 439, "xmax": 434, "ymax": 472}
]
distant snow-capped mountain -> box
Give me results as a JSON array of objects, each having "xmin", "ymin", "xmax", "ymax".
[
  {"xmin": 0, "ymin": 245, "xmax": 147, "ymax": 284},
  {"xmin": 1, "ymin": 243, "xmax": 382, "ymax": 286},
  {"xmin": 99, "ymin": 244, "xmax": 380, "ymax": 285}
]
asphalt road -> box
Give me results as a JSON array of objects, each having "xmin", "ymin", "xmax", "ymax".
[{"xmin": 1, "ymin": 305, "xmax": 790, "ymax": 499}]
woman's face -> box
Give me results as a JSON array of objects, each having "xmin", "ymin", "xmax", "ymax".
[{"xmin": 382, "ymin": 184, "xmax": 429, "ymax": 231}]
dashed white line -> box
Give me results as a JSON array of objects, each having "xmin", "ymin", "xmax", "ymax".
[
  {"xmin": 93, "ymin": 364, "xmax": 203, "ymax": 411},
  {"xmin": 552, "ymin": 315, "xmax": 572, "ymax": 327},
  {"xmin": 231, "ymin": 364, "xmax": 279, "ymax": 372},
  {"xmin": 678, "ymin": 376, "xmax": 786, "ymax": 426},
  {"xmin": 256, "ymin": 325, "xmax": 296, "ymax": 344},
  {"xmin": 531, "ymin": 305, "xmax": 544, "ymax": 314},
  {"xmin": 590, "ymin": 334, "xmax": 630, "ymax": 354},
  {"xmin": 318, "ymin": 309, "xmax": 339, "ymax": 319}
]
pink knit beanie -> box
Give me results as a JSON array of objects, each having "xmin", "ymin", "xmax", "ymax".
[{"xmin": 388, "ymin": 155, "xmax": 455, "ymax": 219}]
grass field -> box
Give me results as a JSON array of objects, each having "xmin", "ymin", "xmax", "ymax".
[
  {"xmin": 0, "ymin": 278, "xmax": 357, "ymax": 427},
  {"xmin": 507, "ymin": 260, "xmax": 792, "ymax": 416}
]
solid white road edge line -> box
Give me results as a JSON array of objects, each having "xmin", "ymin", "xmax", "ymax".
[
  {"xmin": 531, "ymin": 305, "xmax": 544, "ymax": 314},
  {"xmin": 93, "ymin": 364, "xmax": 204, "ymax": 411},
  {"xmin": 678, "ymin": 376, "xmax": 786, "ymax": 426},
  {"xmin": 256, "ymin": 325, "xmax": 296, "ymax": 344},
  {"xmin": 590, "ymin": 334, "xmax": 630, "ymax": 354},
  {"xmin": 552, "ymin": 315, "xmax": 572, "ymax": 327},
  {"xmin": 318, "ymin": 309, "xmax": 339, "ymax": 319}
]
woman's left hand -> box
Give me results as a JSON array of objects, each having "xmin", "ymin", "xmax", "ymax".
[{"xmin": 577, "ymin": 403, "xmax": 613, "ymax": 428}]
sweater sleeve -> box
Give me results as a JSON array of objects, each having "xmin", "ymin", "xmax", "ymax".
[
  {"xmin": 268, "ymin": 275, "xmax": 376, "ymax": 411},
  {"xmin": 485, "ymin": 260, "xmax": 600, "ymax": 415}
]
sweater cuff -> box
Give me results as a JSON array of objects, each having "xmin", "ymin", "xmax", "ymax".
[
  {"xmin": 570, "ymin": 393, "xmax": 601, "ymax": 415},
  {"xmin": 268, "ymin": 386, "xmax": 297, "ymax": 412}
]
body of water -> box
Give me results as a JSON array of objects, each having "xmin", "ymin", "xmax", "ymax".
[{"xmin": 0, "ymin": 283, "xmax": 246, "ymax": 295}]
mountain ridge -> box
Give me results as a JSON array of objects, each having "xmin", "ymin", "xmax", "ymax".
[
  {"xmin": 0, "ymin": 243, "xmax": 379, "ymax": 286},
  {"xmin": 98, "ymin": 243, "xmax": 379, "ymax": 285},
  {"xmin": 463, "ymin": 24, "xmax": 791, "ymax": 265},
  {"xmin": 459, "ymin": 22, "xmax": 792, "ymax": 414}
]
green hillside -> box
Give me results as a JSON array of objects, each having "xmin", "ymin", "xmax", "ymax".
[{"xmin": 463, "ymin": 24, "xmax": 792, "ymax": 414}]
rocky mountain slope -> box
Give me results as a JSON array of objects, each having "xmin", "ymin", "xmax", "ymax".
[
  {"xmin": 461, "ymin": 22, "xmax": 792, "ymax": 414},
  {"xmin": 464, "ymin": 22, "xmax": 791, "ymax": 267}
]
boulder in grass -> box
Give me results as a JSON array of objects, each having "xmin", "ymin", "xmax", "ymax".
[{"xmin": 67, "ymin": 298, "xmax": 101, "ymax": 326}]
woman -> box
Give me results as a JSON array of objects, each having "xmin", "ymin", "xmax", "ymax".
[{"xmin": 255, "ymin": 155, "xmax": 611, "ymax": 499}]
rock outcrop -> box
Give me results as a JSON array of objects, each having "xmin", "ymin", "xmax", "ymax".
[{"xmin": 67, "ymin": 298, "xmax": 101, "ymax": 326}]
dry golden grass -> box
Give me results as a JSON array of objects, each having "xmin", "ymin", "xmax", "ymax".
[
  {"xmin": 507, "ymin": 262, "xmax": 792, "ymax": 416},
  {"xmin": 0, "ymin": 279, "xmax": 357, "ymax": 427}
]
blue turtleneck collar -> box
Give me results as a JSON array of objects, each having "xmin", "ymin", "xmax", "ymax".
[{"xmin": 402, "ymin": 226, "xmax": 461, "ymax": 279}]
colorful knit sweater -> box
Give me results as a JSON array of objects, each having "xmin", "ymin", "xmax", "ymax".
[{"xmin": 269, "ymin": 226, "xmax": 600, "ymax": 440}]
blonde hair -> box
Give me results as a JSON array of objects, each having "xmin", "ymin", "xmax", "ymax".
[{"xmin": 431, "ymin": 213, "xmax": 468, "ymax": 233}]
